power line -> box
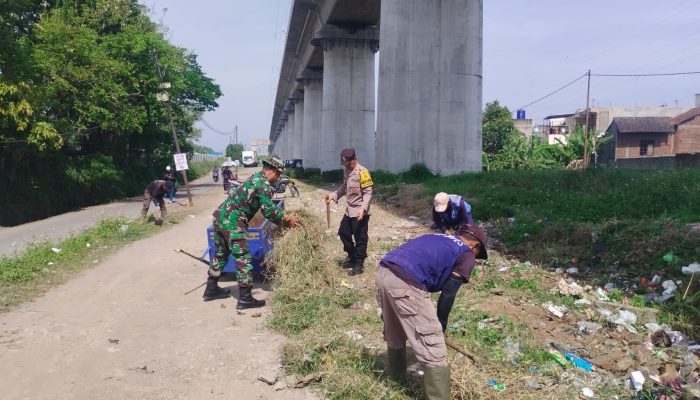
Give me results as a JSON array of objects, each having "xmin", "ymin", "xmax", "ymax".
[
  {"xmin": 592, "ymin": 71, "xmax": 700, "ymax": 77},
  {"xmin": 516, "ymin": 73, "xmax": 588, "ymax": 110},
  {"xmin": 199, "ymin": 118, "xmax": 235, "ymax": 135}
]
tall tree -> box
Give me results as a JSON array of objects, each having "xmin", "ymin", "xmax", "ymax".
[{"xmin": 482, "ymin": 100, "xmax": 518, "ymax": 157}]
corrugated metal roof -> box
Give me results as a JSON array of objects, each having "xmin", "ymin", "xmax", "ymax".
[{"xmin": 611, "ymin": 117, "xmax": 673, "ymax": 133}]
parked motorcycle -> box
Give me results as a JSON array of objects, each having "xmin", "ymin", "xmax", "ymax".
[
  {"xmin": 273, "ymin": 175, "xmax": 299, "ymax": 197},
  {"xmin": 213, "ymin": 169, "xmax": 219, "ymax": 183}
]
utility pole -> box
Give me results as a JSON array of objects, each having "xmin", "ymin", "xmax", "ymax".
[
  {"xmin": 152, "ymin": 49, "xmax": 194, "ymax": 207},
  {"xmin": 584, "ymin": 69, "xmax": 591, "ymax": 166}
]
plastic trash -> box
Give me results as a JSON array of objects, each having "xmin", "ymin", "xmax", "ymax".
[
  {"xmin": 651, "ymin": 274, "xmax": 662, "ymax": 285},
  {"xmin": 630, "ymin": 370, "xmax": 645, "ymax": 391},
  {"xmin": 662, "ymin": 251, "xmax": 678, "ymax": 264},
  {"xmin": 51, "ymin": 247, "xmax": 61, "ymax": 253},
  {"xmin": 581, "ymin": 387, "xmax": 594, "ymax": 398},
  {"xmin": 596, "ymin": 288, "xmax": 610, "ymax": 301},
  {"xmin": 661, "ymin": 280, "xmax": 678, "ymax": 295},
  {"xmin": 682, "ymin": 262, "xmax": 700, "ymax": 275},
  {"xmin": 574, "ymin": 299, "xmax": 592, "ymax": 307},
  {"xmin": 566, "ymin": 353, "xmax": 593, "ymax": 372},
  {"xmin": 544, "ymin": 303, "xmax": 566, "ymax": 318},
  {"xmin": 547, "ymin": 349, "xmax": 567, "ymax": 366},
  {"xmin": 566, "ymin": 267, "xmax": 579, "ymax": 275},
  {"xmin": 617, "ymin": 309, "xmax": 637, "ymax": 324}
]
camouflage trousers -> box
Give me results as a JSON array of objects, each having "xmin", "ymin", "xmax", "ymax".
[{"xmin": 210, "ymin": 225, "xmax": 254, "ymax": 287}]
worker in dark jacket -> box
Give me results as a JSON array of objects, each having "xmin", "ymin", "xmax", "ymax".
[
  {"xmin": 376, "ymin": 224, "xmax": 487, "ymax": 400},
  {"xmin": 141, "ymin": 180, "xmax": 169, "ymax": 222},
  {"xmin": 431, "ymin": 192, "xmax": 473, "ymax": 233}
]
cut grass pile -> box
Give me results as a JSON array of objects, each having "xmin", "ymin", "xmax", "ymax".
[{"xmin": 0, "ymin": 215, "xmax": 180, "ymax": 312}]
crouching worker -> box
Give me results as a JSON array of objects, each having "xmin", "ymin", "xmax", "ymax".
[
  {"xmin": 204, "ymin": 156, "xmax": 300, "ymax": 309},
  {"xmin": 141, "ymin": 180, "xmax": 169, "ymax": 223},
  {"xmin": 431, "ymin": 192, "xmax": 473, "ymax": 233},
  {"xmin": 376, "ymin": 224, "xmax": 488, "ymax": 400}
]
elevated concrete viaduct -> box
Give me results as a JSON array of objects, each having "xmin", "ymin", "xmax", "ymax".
[{"xmin": 269, "ymin": 0, "xmax": 483, "ymax": 175}]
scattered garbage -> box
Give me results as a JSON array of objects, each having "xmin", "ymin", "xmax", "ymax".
[
  {"xmin": 544, "ymin": 303, "xmax": 567, "ymax": 318},
  {"xmin": 651, "ymin": 274, "xmax": 662, "ymax": 286},
  {"xmin": 617, "ymin": 309, "xmax": 638, "ymax": 325},
  {"xmin": 581, "ymin": 387, "xmax": 594, "ymax": 398},
  {"xmin": 661, "ymin": 280, "xmax": 678, "ymax": 296},
  {"xmin": 603, "ymin": 282, "xmax": 616, "ymax": 291},
  {"xmin": 86, "ymin": 243, "xmax": 90, "ymax": 248},
  {"xmin": 662, "ymin": 251, "xmax": 679, "ymax": 264},
  {"xmin": 523, "ymin": 377, "xmax": 542, "ymax": 390},
  {"xmin": 630, "ymin": 370, "xmax": 645, "ymax": 391},
  {"xmin": 487, "ymin": 379, "xmax": 506, "ymax": 391},
  {"xmin": 566, "ymin": 267, "xmax": 580, "ymax": 275},
  {"xmin": 47, "ymin": 262, "xmax": 54, "ymax": 266},
  {"xmin": 344, "ymin": 331, "xmax": 363, "ymax": 341},
  {"xmin": 51, "ymin": 247, "xmax": 61, "ymax": 253},
  {"xmin": 681, "ymin": 262, "xmax": 700, "ymax": 275},
  {"xmin": 651, "ymin": 330, "xmax": 672, "ymax": 348},
  {"xmin": 577, "ymin": 321, "xmax": 602, "ymax": 336},
  {"xmin": 666, "ymin": 331, "xmax": 686, "ymax": 346},
  {"xmin": 574, "ymin": 299, "xmax": 593, "ymax": 307},
  {"xmin": 556, "ymin": 279, "xmax": 584, "ymax": 296},
  {"xmin": 119, "ymin": 224, "xmax": 129, "ymax": 233},
  {"xmin": 595, "ymin": 288, "xmax": 610, "ymax": 301}
]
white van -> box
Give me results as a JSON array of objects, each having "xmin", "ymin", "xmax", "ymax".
[{"xmin": 241, "ymin": 150, "xmax": 258, "ymax": 167}]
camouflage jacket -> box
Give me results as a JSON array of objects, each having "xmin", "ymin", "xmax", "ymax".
[{"xmin": 214, "ymin": 171, "xmax": 284, "ymax": 231}]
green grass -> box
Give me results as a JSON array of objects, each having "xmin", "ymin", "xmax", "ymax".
[
  {"xmin": 0, "ymin": 216, "xmax": 179, "ymax": 311},
  {"xmin": 377, "ymin": 166, "xmax": 700, "ymax": 337}
]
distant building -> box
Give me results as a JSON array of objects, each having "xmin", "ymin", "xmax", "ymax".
[
  {"xmin": 599, "ymin": 105, "xmax": 700, "ymax": 169},
  {"xmin": 543, "ymin": 113, "xmax": 574, "ymax": 145},
  {"xmin": 513, "ymin": 118, "xmax": 534, "ymax": 138}
]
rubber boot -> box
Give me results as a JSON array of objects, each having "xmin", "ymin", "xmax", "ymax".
[
  {"xmin": 340, "ymin": 255, "xmax": 355, "ymax": 268},
  {"xmin": 349, "ymin": 258, "xmax": 364, "ymax": 276},
  {"xmin": 161, "ymin": 208, "xmax": 168, "ymax": 222},
  {"xmin": 236, "ymin": 285, "xmax": 265, "ymax": 310},
  {"xmin": 387, "ymin": 347, "xmax": 407, "ymax": 383},
  {"xmin": 202, "ymin": 276, "xmax": 231, "ymax": 301},
  {"xmin": 423, "ymin": 366, "xmax": 451, "ymax": 400}
]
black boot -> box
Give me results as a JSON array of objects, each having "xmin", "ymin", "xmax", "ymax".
[
  {"xmin": 349, "ymin": 258, "xmax": 364, "ymax": 276},
  {"xmin": 202, "ymin": 277, "xmax": 231, "ymax": 301},
  {"xmin": 340, "ymin": 255, "xmax": 355, "ymax": 268},
  {"xmin": 236, "ymin": 285, "xmax": 266, "ymax": 310}
]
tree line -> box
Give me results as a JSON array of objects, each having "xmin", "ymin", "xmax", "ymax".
[
  {"xmin": 481, "ymin": 101, "xmax": 606, "ymax": 171},
  {"xmin": 0, "ymin": 0, "xmax": 221, "ymax": 226}
]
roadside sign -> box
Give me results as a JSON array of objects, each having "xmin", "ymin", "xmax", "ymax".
[{"xmin": 173, "ymin": 153, "xmax": 189, "ymax": 171}]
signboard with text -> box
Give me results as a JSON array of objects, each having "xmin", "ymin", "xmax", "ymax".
[{"xmin": 173, "ymin": 153, "xmax": 189, "ymax": 171}]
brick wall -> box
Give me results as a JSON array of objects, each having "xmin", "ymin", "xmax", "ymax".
[
  {"xmin": 675, "ymin": 114, "xmax": 700, "ymax": 154},
  {"xmin": 615, "ymin": 132, "xmax": 673, "ymax": 159}
]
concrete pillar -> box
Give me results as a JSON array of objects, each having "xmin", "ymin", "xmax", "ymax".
[
  {"xmin": 312, "ymin": 26, "xmax": 379, "ymax": 171},
  {"xmin": 377, "ymin": 0, "xmax": 483, "ymax": 174},
  {"xmin": 292, "ymin": 98, "xmax": 305, "ymax": 160},
  {"xmin": 297, "ymin": 70, "xmax": 323, "ymax": 169},
  {"xmin": 286, "ymin": 110, "xmax": 295, "ymax": 161}
]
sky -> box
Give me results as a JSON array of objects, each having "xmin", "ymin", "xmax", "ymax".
[{"xmin": 148, "ymin": 0, "xmax": 700, "ymax": 152}]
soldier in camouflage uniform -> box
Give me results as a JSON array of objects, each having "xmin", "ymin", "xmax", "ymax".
[{"xmin": 203, "ymin": 156, "xmax": 300, "ymax": 309}]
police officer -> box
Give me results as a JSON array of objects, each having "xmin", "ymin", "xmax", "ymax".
[
  {"xmin": 324, "ymin": 148, "xmax": 373, "ymax": 276},
  {"xmin": 431, "ymin": 192, "xmax": 473, "ymax": 233},
  {"xmin": 141, "ymin": 180, "xmax": 168, "ymax": 223},
  {"xmin": 376, "ymin": 224, "xmax": 488, "ymax": 400},
  {"xmin": 204, "ymin": 156, "xmax": 300, "ymax": 309}
]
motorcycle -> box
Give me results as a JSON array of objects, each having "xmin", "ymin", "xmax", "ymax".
[
  {"xmin": 224, "ymin": 175, "xmax": 240, "ymax": 192},
  {"xmin": 213, "ymin": 170, "xmax": 219, "ymax": 183},
  {"xmin": 273, "ymin": 175, "xmax": 299, "ymax": 197}
]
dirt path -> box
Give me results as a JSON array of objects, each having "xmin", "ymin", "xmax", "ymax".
[
  {"xmin": 0, "ymin": 171, "xmax": 319, "ymax": 400},
  {"xmin": 0, "ymin": 174, "xmax": 231, "ymax": 258}
]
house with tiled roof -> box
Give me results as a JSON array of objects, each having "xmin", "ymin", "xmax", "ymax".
[{"xmin": 599, "ymin": 104, "xmax": 700, "ymax": 168}]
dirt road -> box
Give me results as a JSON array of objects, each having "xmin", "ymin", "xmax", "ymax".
[
  {"xmin": 0, "ymin": 171, "xmax": 319, "ymax": 400},
  {"xmin": 0, "ymin": 176, "xmax": 223, "ymax": 258}
]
